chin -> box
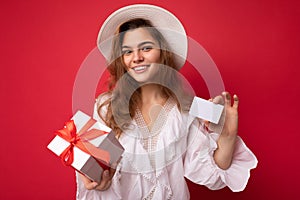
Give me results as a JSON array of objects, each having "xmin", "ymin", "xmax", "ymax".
[
  {"xmin": 128, "ymin": 73, "xmax": 150, "ymax": 83},
  {"xmin": 131, "ymin": 77, "xmax": 151, "ymax": 84}
]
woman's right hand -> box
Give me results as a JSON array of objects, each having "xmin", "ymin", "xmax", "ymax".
[{"xmin": 79, "ymin": 167, "xmax": 116, "ymax": 191}]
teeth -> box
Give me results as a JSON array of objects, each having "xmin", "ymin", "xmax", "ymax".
[{"xmin": 133, "ymin": 66, "xmax": 147, "ymax": 71}]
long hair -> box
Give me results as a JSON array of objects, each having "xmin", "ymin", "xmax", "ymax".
[{"xmin": 98, "ymin": 18, "xmax": 193, "ymax": 137}]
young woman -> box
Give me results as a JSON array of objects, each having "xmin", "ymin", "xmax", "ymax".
[{"xmin": 76, "ymin": 4, "xmax": 257, "ymax": 200}]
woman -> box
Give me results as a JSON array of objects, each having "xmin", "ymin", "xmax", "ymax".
[{"xmin": 76, "ymin": 4, "xmax": 257, "ymax": 200}]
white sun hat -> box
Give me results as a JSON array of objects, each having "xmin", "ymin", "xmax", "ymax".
[{"xmin": 97, "ymin": 4, "xmax": 188, "ymax": 69}]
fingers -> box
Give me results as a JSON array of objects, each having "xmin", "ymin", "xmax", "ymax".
[
  {"xmin": 204, "ymin": 120, "xmax": 210, "ymax": 128},
  {"xmin": 78, "ymin": 173, "xmax": 99, "ymax": 190},
  {"xmin": 79, "ymin": 167, "xmax": 116, "ymax": 191},
  {"xmin": 109, "ymin": 165, "xmax": 117, "ymax": 178},
  {"xmin": 94, "ymin": 169, "xmax": 114, "ymax": 191},
  {"xmin": 233, "ymin": 94, "xmax": 239, "ymax": 109},
  {"xmin": 222, "ymin": 92, "xmax": 231, "ymax": 106},
  {"xmin": 222, "ymin": 92, "xmax": 239, "ymax": 108},
  {"xmin": 212, "ymin": 95, "xmax": 224, "ymax": 105}
]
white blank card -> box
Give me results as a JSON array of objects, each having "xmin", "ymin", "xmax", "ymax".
[{"xmin": 189, "ymin": 96, "xmax": 224, "ymax": 124}]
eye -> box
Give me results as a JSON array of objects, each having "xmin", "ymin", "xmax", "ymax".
[
  {"xmin": 122, "ymin": 49, "xmax": 132, "ymax": 56},
  {"xmin": 141, "ymin": 46, "xmax": 153, "ymax": 52}
]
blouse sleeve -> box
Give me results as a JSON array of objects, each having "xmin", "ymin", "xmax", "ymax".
[
  {"xmin": 76, "ymin": 93, "xmax": 123, "ymax": 200},
  {"xmin": 183, "ymin": 118, "xmax": 258, "ymax": 192}
]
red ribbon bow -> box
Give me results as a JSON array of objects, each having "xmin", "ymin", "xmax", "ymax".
[{"xmin": 55, "ymin": 119, "xmax": 110, "ymax": 169}]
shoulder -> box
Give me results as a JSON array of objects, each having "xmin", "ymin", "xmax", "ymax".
[{"xmin": 93, "ymin": 92, "xmax": 112, "ymax": 121}]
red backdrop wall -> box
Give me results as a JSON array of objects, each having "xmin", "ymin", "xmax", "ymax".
[{"xmin": 1, "ymin": 0, "xmax": 299, "ymax": 199}]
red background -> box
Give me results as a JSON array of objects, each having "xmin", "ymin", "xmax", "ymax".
[{"xmin": 1, "ymin": 0, "xmax": 299, "ymax": 199}]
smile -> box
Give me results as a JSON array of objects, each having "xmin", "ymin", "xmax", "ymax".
[{"xmin": 132, "ymin": 65, "xmax": 150, "ymax": 73}]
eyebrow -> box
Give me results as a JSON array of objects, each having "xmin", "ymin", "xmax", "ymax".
[{"xmin": 121, "ymin": 41, "xmax": 156, "ymax": 49}]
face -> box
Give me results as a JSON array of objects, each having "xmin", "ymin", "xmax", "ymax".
[{"xmin": 121, "ymin": 28, "xmax": 161, "ymax": 83}]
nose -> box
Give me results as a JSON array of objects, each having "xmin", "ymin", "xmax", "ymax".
[{"xmin": 132, "ymin": 49, "xmax": 144, "ymax": 63}]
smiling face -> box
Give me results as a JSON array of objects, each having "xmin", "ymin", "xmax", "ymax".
[{"xmin": 121, "ymin": 28, "xmax": 161, "ymax": 83}]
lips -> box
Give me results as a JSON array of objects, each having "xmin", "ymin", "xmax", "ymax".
[{"xmin": 131, "ymin": 65, "xmax": 150, "ymax": 73}]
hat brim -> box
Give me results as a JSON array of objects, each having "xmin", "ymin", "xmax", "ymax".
[{"xmin": 97, "ymin": 4, "xmax": 187, "ymax": 69}]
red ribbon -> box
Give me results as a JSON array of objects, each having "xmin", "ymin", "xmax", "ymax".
[{"xmin": 55, "ymin": 119, "xmax": 110, "ymax": 170}]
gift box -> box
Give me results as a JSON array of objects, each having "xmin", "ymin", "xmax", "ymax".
[{"xmin": 47, "ymin": 110, "xmax": 124, "ymax": 183}]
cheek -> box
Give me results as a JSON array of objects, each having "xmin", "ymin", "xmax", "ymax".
[
  {"xmin": 153, "ymin": 51, "xmax": 161, "ymax": 62},
  {"xmin": 122, "ymin": 56, "xmax": 131, "ymax": 68},
  {"xmin": 146, "ymin": 51, "xmax": 161, "ymax": 63}
]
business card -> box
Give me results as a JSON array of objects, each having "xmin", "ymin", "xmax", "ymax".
[{"xmin": 189, "ymin": 96, "xmax": 224, "ymax": 124}]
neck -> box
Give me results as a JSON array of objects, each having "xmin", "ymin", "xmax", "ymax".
[{"xmin": 140, "ymin": 84, "xmax": 166, "ymax": 105}]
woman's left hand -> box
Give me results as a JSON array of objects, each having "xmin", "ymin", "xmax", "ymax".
[
  {"xmin": 208, "ymin": 91, "xmax": 239, "ymax": 170},
  {"xmin": 205, "ymin": 92, "xmax": 239, "ymax": 137}
]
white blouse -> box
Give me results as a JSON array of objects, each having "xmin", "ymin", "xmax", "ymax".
[{"xmin": 76, "ymin": 95, "xmax": 258, "ymax": 200}]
